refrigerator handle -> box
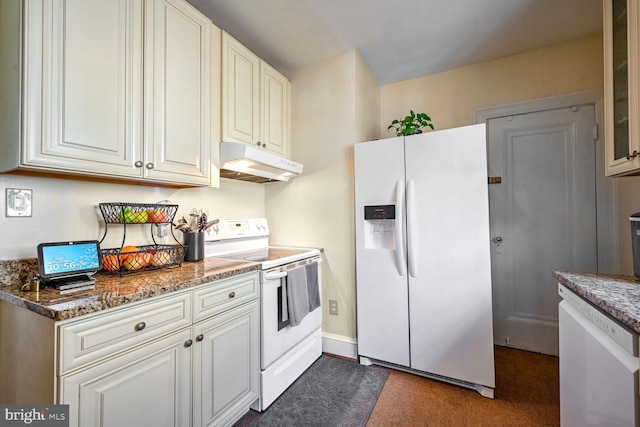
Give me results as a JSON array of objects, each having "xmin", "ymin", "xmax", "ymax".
[
  {"xmin": 394, "ymin": 180, "xmax": 406, "ymax": 276},
  {"xmin": 406, "ymin": 179, "xmax": 418, "ymax": 277}
]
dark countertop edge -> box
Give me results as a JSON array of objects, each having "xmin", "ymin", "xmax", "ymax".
[
  {"xmin": 553, "ymin": 271, "xmax": 640, "ymax": 334},
  {"xmin": 0, "ymin": 262, "xmax": 261, "ymax": 322}
]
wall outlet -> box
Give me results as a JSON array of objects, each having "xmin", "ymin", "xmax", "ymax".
[{"xmin": 329, "ymin": 299, "xmax": 338, "ymax": 316}]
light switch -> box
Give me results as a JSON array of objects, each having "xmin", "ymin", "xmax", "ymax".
[{"xmin": 6, "ymin": 188, "xmax": 32, "ymax": 217}]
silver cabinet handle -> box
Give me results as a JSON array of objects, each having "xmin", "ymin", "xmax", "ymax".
[
  {"xmin": 228, "ymin": 291, "xmax": 236, "ymax": 299},
  {"xmin": 145, "ymin": 163, "xmax": 154, "ymax": 170},
  {"xmin": 134, "ymin": 161, "xmax": 144, "ymax": 168},
  {"xmin": 492, "ymin": 236, "xmax": 503, "ymax": 243},
  {"xmin": 135, "ymin": 322, "xmax": 146, "ymax": 331}
]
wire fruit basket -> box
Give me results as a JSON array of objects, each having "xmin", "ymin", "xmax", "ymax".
[
  {"xmin": 98, "ymin": 202, "xmax": 185, "ymax": 276},
  {"xmin": 100, "ymin": 244, "xmax": 186, "ymax": 274},
  {"xmin": 99, "ymin": 202, "xmax": 178, "ymax": 224}
]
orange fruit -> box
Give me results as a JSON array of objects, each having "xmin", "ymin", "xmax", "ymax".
[
  {"xmin": 138, "ymin": 253, "xmax": 152, "ymax": 268},
  {"xmin": 102, "ymin": 255, "xmax": 120, "ymax": 271},
  {"xmin": 119, "ymin": 245, "xmax": 139, "ymax": 262}
]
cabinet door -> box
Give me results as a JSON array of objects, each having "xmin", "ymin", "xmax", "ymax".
[
  {"xmin": 605, "ymin": 0, "xmax": 640, "ymax": 175},
  {"xmin": 60, "ymin": 328, "xmax": 192, "ymax": 427},
  {"xmin": 222, "ymin": 33, "xmax": 261, "ymax": 146},
  {"xmin": 193, "ymin": 301, "xmax": 259, "ymax": 427},
  {"xmin": 144, "ymin": 0, "xmax": 211, "ymax": 185},
  {"xmin": 23, "ymin": 0, "xmax": 143, "ymax": 178},
  {"xmin": 261, "ymin": 61, "xmax": 290, "ymax": 156}
]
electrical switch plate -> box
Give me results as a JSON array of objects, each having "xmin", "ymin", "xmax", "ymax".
[{"xmin": 6, "ymin": 188, "xmax": 32, "ymax": 217}]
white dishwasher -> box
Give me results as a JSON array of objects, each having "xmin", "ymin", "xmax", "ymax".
[{"xmin": 558, "ymin": 284, "xmax": 639, "ymax": 426}]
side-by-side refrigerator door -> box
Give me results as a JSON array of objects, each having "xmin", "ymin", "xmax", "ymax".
[
  {"xmin": 354, "ymin": 136, "xmax": 410, "ymax": 367},
  {"xmin": 404, "ymin": 124, "xmax": 495, "ymax": 390}
]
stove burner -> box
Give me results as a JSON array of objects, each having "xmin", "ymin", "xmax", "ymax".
[{"xmin": 244, "ymin": 256, "xmax": 268, "ymax": 262}]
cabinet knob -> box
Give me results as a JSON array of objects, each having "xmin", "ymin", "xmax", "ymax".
[
  {"xmin": 145, "ymin": 162, "xmax": 154, "ymax": 170},
  {"xmin": 134, "ymin": 161, "xmax": 144, "ymax": 168},
  {"xmin": 196, "ymin": 334, "xmax": 204, "ymax": 342},
  {"xmin": 262, "ymin": 143, "xmax": 266, "ymax": 148},
  {"xmin": 229, "ymin": 291, "xmax": 236, "ymax": 299},
  {"xmin": 256, "ymin": 141, "xmax": 261, "ymax": 147},
  {"xmin": 627, "ymin": 151, "xmax": 639, "ymax": 160},
  {"xmin": 184, "ymin": 339, "xmax": 193, "ymax": 348},
  {"xmin": 134, "ymin": 322, "xmax": 146, "ymax": 331}
]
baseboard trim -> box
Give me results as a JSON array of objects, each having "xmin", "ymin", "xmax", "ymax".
[{"xmin": 321, "ymin": 332, "xmax": 357, "ymax": 359}]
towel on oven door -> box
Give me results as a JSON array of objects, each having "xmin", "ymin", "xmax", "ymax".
[
  {"xmin": 306, "ymin": 261, "xmax": 320, "ymax": 311},
  {"xmin": 286, "ymin": 265, "xmax": 309, "ymax": 326}
]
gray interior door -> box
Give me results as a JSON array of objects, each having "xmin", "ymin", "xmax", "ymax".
[{"xmin": 488, "ymin": 105, "xmax": 597, "ymax": 356}]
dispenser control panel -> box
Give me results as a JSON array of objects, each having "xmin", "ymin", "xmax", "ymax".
[{"xmin": 364, "ymin": 205, "xmax": 395, "ymax": 220}]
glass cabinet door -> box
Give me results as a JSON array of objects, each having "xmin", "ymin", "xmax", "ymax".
[
  {"xmin": 612, "ymin": 0, "xmax": 630, "ymax": 161},
  {"xmin": 605, "ymin": 0, "xmax": 640, "ymax": 176}
]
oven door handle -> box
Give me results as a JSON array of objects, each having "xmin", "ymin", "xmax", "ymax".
[{"xmin": 263, "ymin": 271, "xmax": 288, "ymax": 280}]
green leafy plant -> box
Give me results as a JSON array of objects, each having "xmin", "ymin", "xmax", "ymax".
[{"xmin": 387, "ymin": 110, "xmax": 434, "ymax": 136}]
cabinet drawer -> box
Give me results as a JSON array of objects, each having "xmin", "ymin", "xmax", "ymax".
[
  {"xmin": 193, "ymin": 273, "xmax": 259, "ymax": 321},
  {"xmin": 58, "ymin": 292, "xmax": 191, "ymax": 374}
]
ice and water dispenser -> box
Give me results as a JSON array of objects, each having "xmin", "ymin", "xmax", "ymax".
[{"xmin": 363, "ymin": 205, "xmax": 397, "ymax": 249}]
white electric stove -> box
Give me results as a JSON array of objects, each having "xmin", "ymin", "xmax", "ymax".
[{"xmin": 204, "ymin": 218, "xmax": 322, "ymax": 411}]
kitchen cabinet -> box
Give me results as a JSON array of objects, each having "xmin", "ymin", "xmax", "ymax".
[
  {"xmin": 60, "ymin": 328, "xmax": 193, "ymax": 427},
  {"xmin": 222, "ymin": 33, "xmax": 290, "ymax": 157},
  {"xmin": 0, "ymin": 0, "xmax": 212, "ymax": 186},
  {"xmin": 193, "ymin": 300, "xmax": 259, "ymax": 427},
  {"xmin": 604, "ymin": 0, "xmax": 640, "ymax": 176},
  {"xmin": 0, "ymin": 272, "xmax": 259, "ymax": 427}
]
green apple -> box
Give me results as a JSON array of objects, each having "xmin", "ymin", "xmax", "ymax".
[{"xmin": 117, "ymin": 209, "xmax": 135, "ymax": 223}]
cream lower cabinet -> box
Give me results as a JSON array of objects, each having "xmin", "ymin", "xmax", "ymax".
[
  {"xmin": 193, "ymin": 300, "xmax": 260, "ymax": 427},
  {"xmin": 0, "ymin": 0, "xmax": 211, "ymax": 186},
  {"xmin": 222, "ymin": 32, "xmax": 290, "ymax": 157},
  {"xmin": 60, "ymin": 328, "xmax": 193, "ymax": 427},
  {"xmin": 0, "ymin": 272, "xmax": 259, "ymax": 427}
]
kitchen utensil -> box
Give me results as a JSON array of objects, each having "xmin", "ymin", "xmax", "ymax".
[
  {"xmin": 202, "ymin": 219, "xmax": 219, "ymax": 232},
  {"xmin": 174, "ymin": 223, "xmax": 190, "ymax": 232}
]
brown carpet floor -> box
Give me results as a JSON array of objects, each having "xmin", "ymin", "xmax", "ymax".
[{"xmin": 366, "ymin": 346, "xmax": 559, "ymax": 426}]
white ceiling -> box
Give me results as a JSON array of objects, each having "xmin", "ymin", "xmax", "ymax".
[{"xmin": 186, "ymin": 0, "xmax": 603, "ymax": 84}]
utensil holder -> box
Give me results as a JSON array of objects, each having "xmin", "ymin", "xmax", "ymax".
[{"xmin": 184, "ymin": 232, "xmax": 204, "ymax": 262}]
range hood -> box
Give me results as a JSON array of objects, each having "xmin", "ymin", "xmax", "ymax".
[{"xmin": 219, "ymin": 141, "xmax": 303, "ymax": 183}]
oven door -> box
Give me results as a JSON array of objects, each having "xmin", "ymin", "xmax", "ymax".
[{"xmin": 261, "ymin": 258, "xmax": 322, "ymax": 370}]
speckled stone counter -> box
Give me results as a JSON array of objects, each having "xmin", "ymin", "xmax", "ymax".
[
  {"xmin": 0, "ymin": 258, "xmax": 260, "ymax": 321},
  {"xmin": 553, "ymin": 271, "xmax": 640, "ymax": 334}
]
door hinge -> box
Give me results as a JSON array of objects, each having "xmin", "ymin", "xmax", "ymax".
[{"xmin": 593, "ymin": 124, "xmax": 598, "ymax": 141}]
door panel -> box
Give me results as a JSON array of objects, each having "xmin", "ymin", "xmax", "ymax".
[
  {"xmin": 24, "ymin": 0, "xmax": 142, "ymax": 176},
  {"xmin": 145, "ymin": 0, "xmax": 211, "ymax": 185},
  {"xmin": 489, "ymin": 106, "xmax": 597, "ymax": 355},
  {"xmin": 354, "ymin": 137, "xmax": 410, "ymax": 367},
  {"xmin": 405, "ymin": 124, "xmax": 495, "ymax": 388}
]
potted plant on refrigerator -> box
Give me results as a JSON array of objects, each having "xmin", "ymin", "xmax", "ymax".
[{"xmin": 387, "ymin": 110, "xmax": 434, "ymax": 136}]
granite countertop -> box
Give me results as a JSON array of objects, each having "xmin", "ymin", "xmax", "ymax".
[
  {"xmin": 553, "ymin": 271, "xmax": 640, "ymax": 334},
  {"xmin": 0, "ymin": 258, "xmax": 260, "ymax": 322}
]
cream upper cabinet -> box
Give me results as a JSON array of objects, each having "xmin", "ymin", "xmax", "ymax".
[
  {"xmin": 0, "ymin": 0, "xmax": 211, "ymax": 186},
  {"xmin": 144, "ymin": 0, "xmax": 211, "ymax": 185},
  {"xmin": 604, "ymin": 0, "xmax": 640, "ymax": 176},
  {"xmin": 222, "ymin": 32, "xmax": 290, "ymax": 157},
  {"xmin": 261, "ymin": 61, "xmax": 290, "ymax": 156}
]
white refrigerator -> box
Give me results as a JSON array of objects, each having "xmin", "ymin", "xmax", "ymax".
[{"xmin": 354, "ymin": 123, "xmax": 495, "ymax": 397}]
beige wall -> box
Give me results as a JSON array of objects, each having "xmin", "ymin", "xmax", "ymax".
[
  {"xmin": 381, "ymin": 34, "xmax": 604, "ymax": 134},
  {"xmin": 267, "ymin": 49, "xmax": 379, "ymax": 339},
  {"xmin": 0, "ymin": 174, "xmax": 264, "ymax": 260}
]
